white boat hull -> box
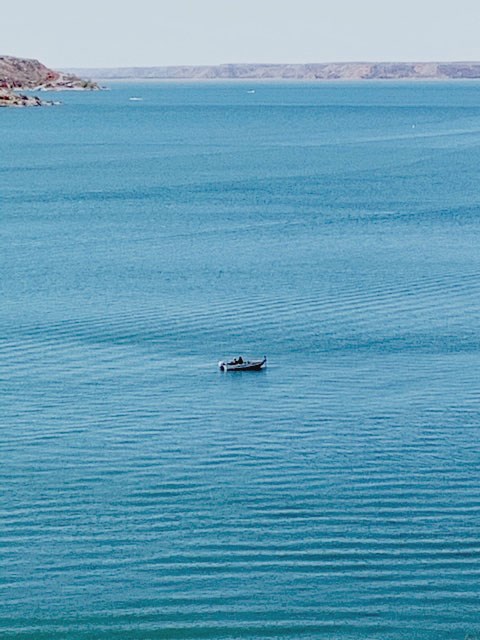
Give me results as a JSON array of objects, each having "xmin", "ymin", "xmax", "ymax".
[{"xmin": 218, "ymin": 357, "xmax": 267, "ymax": 372}]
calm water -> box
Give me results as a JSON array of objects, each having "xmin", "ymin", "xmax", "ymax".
[{"xmin": 2, "ymin": 81, "xmax": 480, "ymax": 639}]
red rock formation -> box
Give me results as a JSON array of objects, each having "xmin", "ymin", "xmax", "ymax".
[{"xmin": 0, "ymin": 54, "xmax": 98, "ymax": 107}]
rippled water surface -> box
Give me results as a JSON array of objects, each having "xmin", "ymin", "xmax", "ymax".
[{"xmin": 2, "ymin": 81, "xmax": 480, "ymax": 639}]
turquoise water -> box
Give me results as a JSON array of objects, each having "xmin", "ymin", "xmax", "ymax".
[{"xmin": 2, "ymin": 81, "xmax": 480, "ymax": 639}]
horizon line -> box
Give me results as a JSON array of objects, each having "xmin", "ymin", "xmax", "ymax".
[{"xmin": 60, "ymin": 60, "xmax": 480, "ymax": 69}]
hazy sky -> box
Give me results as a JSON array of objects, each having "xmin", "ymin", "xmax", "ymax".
[{"xmin": 3, "ymin": 0, "xmax": 480, "ymax": 68}]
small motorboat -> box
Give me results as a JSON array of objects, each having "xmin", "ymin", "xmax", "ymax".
[{"xmin": 218, "ymin": 356, "xmax": 267, "ymax": 372}]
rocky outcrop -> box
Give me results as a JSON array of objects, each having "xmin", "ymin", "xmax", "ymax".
[
  {"xmin": 66, "ymin": 61, "xmax": 480, "ymax": 81},
  {"xmin": 0, "ymin": 55, "xmax": 98, "ymax": 107},
  {"xmin": 0, "ymin": 88, "xmax": 44, "ymax": 107}
]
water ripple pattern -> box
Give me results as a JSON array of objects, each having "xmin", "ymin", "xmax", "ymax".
[{"xmin": 1, "ymin": 81, "xmax": 480, "ymax": 640}]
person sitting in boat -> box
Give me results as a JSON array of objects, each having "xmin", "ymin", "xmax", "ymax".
[{"xmin": 237, "ymin": 356, "xmax": 244, "ymax": 364}]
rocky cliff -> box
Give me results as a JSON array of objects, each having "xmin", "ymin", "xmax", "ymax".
[
  {"xmin": 66, "ymin": 61, "xmax": 480, "ymax": 81},
  {"xmin": 0, "ymin": 55, "xmax": 98, "ymax": 107}
]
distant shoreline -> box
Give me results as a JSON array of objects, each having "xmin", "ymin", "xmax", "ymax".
[
  {"xmin": 61, "ymin": 62, "xmax": 480, "ymax": 82},
  {"xmin": 86, "ymin": 76, "xmax": 480, "ymax": 84}
]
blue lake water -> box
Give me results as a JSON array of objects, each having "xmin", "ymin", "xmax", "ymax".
[{"xmin": 1, "ymin": 81, "xmax": 480, "ymax": 639}]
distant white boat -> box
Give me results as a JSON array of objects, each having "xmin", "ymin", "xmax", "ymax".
[
  {"xmin": 246, "ymin": 90, "xmax": 255, "ymax": 94},
  {"xmin": 129, "ymin": 97, "xmax": 143, "ymax": 101}
]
